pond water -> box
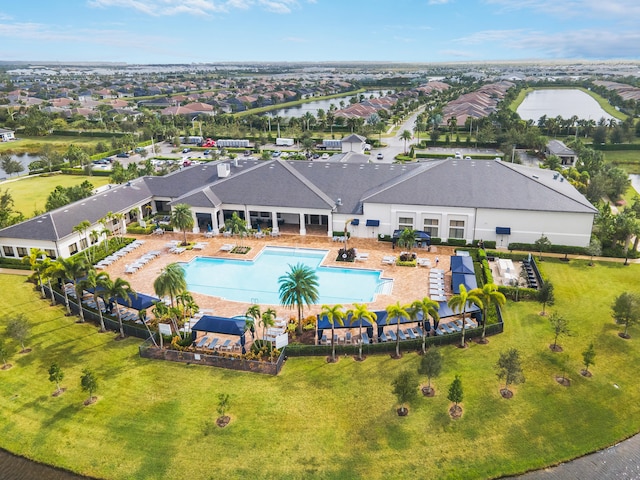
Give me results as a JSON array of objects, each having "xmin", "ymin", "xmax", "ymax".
[
  {"xmin": 0, "ymin": 447, "xmax": 90, "ymax": 479},
  {"xmin": 517, "ymin": 89, "xmax": 616, "ymax": 122},
  {"xmin": 267, "ymin": 90, "xmax": 388, "ymax": 118},
  {"xmin": 0, "ymin": 154, "xmax": 40, "ymax": 178}
]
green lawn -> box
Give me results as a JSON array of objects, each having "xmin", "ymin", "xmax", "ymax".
[
  {"xmin": 0, "ymin": 259, "xmax": 639, "ymax": 480},
  {"xmin": 1, "ymin": 174, "xmax": 111, "ymax": 217},
  {"xmin": 603, "ymin": 149, "xmax": 640, "ymax": 174},
  {"xmin": 0, "ymin": 136, "xmax": 105, "ymax": 154}
]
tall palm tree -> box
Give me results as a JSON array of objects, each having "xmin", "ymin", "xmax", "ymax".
[
  {"xmin": 103, "ymin": 276, "xmax": 135, "ymax": 339},
  {"xmin": 410, "ymin": 297, "xmax": 439, "ymax": 353},
  {"xmin": 278, "ymin": 263, "xmax": 319, "ymax": 334},
  {"xmin": 176, "ymin": 291, "xmax": 197, "ymax": 331},
  {"xmin": 347, "ymin": 303, "xmax": 377, "ymax": 361},
  {"xmin": 320, "ymin": 304, "xmax": 345, "ymax": 362},
  {"xmin": 64, "ymin": 257, "xmax": 89, "ymax": 323},
  {"xmin": 41, "ymin": 257, "xmax": 57, "ymax": 306},
  {"xmin": 261, "ymin": 308, "xmax": 277, "ymax": 359},
  {"xmin": 171, "ymin": 203, "xmax": 194, "ymax": 246},
  {"xmin": 22, "ymin": 247, "xmax": 46, "ymax": 298},
  {"xmin": 224, "ymin": 211, "xmax": 248, "ymax": 246},
  {"xmin": 470, "ymin": 283, "xmax": 506, "ymax": 343},
  {"xmin": 73, "ymin": 220, "xmax": 91, "ymax": 263},
  {"xmin": 448, "ymin": 284, "xmax": 483, "ymax": 348},
  {"xmin": 386, "ymin": 302, "xmax": 411, "ymax": 358},
  {"xmin": 79, "ymin": 269, "xmax": 110, "ymax": 332},
  {"xmin": 154, "ymin": 263, "xmax": 187, "ymax": 334},
  {"xmin": 400, "ymin": 129, "xmax": 412, "ymax": 154},
  {"xmin": 245, "ymin": 304, "xmax": 260, "ymax": 340}
]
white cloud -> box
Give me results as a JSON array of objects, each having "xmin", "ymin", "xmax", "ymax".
[
  {"xmin": 484, "ymin": 0, "xmax": 640, "ymax": 18},
  {"xmin": 428, "ymin": 0, "xmax": 452, "ymax": 5},
  {"xmin": 0, "ymin": 12, "xmax": 13, "ymax": 20},
  {"xmin": 88, "ymin": 0, "xmax": 300, "ymax": 16}
]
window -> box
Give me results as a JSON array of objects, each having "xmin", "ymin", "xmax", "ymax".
[
  {"xmin": 398, "ymin": 216, "xmax": 413, "ymax": 230},
  {"xmin": 449, "ymin": 220, "xmax": 465, "ymax": 239},
  {"xmin": 80, "ymin": 238, "xmax": 88, "ymax": 250},
  {"xmin": 69, "ymin": 243, "xmax": 78, "ymax": 255},
  {"xmin": 2, "ymin": 246, "xmax": 15, "ymax": 257},
  {"xmin": 44, "ymin": 249, "xmax": 56, "ymax": 259},
  {"xmin": 91, "ymin": 234, "xmax": 99, "ymax": 245},
  {"xmin": 423, "ymin": 218, "xmax": 439, "ymax": 238},
  {"xmin": 17, "ymin": 247, "xmax": 28, "ymax": 257}
]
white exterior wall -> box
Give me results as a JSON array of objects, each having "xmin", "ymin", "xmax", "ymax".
[
  {"xmin": 0, "ymin": 238, "xmax": 60, "ymax": 259},
  {"xmin": 475, "ymin": 208, "xmax": 594, "ymax": 247}
]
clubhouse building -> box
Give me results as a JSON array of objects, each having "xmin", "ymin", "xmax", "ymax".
[{"xmin": 0, "ymin": 158, "xmax": 597, "ymax": 260}]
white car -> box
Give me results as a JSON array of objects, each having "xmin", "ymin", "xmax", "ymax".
[
  {"xmin": 376, "ymin": 153, "xmax": 384, "ymax": 160},
  {"xmin": 321, "ymin": 153, "xmax": 329, "ymax": 160}
]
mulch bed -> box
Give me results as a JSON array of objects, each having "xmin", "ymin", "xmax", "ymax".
[
  {"xmin": 1, "ymin": 364, "xmax": 13, "ymax": 370},
  {"xmin": 19, "ymin": 348, "xmax": 32, "ymax": 354},
  {"xmin": 500, "ymin": 388, "xmax": 513, "ymax": 399},
  {"xmin": 52, "ymin": 388, "xmax": 67, "ymax": 397},
  {"xmin": 580, "ymin": 369, "xmax": 593, "ymax": 378},
  {"xmin": 555, "ymin": 375, "xmax": 571, "ymax": 387},
  {"xmin": 353, "ymin": 355, "xmax": 367, "ymax": 362},
  {"xmin": 83, "ymin": 396, "xmax": 98, "ymax": 406},
  {"xmin": 618, "ymin": 332, "xmax": 631, "ymax": 339},
  {"xmin": 473, "ymin": 337, "xmax": 489, "ymax": 345},
  {"xmin": 397, "ymin": 407, "xmax": 408, "ymax": 417},
  {"xmin": 421, "ymin": 386, "xmax": 435, "ymax": 397},
  {"xmin": 549, "ymin": 344, "xmax": 563, "ymax": 352},
  {"xmin": 216, "ymin": 415, "xmax": 231, "ymax": 428},
  {"xmin": 449, "ymin": 405, "xmax": 463, "ymax": 419},
  {"xmin": 326, "ymin": 356, "xmax": 339, "ymax": 364},
  {"xmin": 114, "ymin": 335, "xmax": 128, "ymax": 342},
  {"xmin": 390, "ymin": 353, "xmax": 403, "ymax": 360}
]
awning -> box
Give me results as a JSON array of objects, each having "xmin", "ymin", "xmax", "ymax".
[
  {"xmin": 192, "ymin": 315, "xmax": 248, "ymax": 336},
  {"xmin": 451, "ymin": 273, "xmax": 478, "ymax": 294},
  {"xmin": 437, "ymin": 301, "xmax": 480, "ymax": 317},
  {"xmin": 350, "ymin": 219, "xmax": 360, "ymax": 226},
  {"xmin": 450, "ymin": 255, "xmax": 474, "ymax": 274},
  {"xmin": 496, "ymin": 227, "xmax": 511, "ymax": 235},
  {"xmin": 366, "ymin": 219, "xmax": 380, "ymax": 227}
]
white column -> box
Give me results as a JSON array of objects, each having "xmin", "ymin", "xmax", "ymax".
[
  {"xmin": 327, "ymin": 212, "xmax": 333, "ymax": 237},
  {"xmin": 271, "ymin": 211, "xmax": 279, "ymax": 234},
  {"xmin": 299, "ymin": 212, "xmax": 306, "ymax": 236},
  {"xmin": 218, "ymin": 210, "xmax": 225, "ymax": 232},
  {"xmin": 192, "ymin": 212, "xmax": 199, "ymax": 233}
]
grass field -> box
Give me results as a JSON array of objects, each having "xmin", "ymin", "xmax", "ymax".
[
  {"xmin": 0, "ymin": 258, "xmax": 639, "ymax": 480},
  {"xmin": 603, "ymin": 149, "xmax": 640, "ymax": 174},
  {"xmin": 0, "ymin": 136, "xmax": 105, "ymax": 154},
  {"xmin": 1, "ymin": 174, "xmax": 111, "ymax": 217}
]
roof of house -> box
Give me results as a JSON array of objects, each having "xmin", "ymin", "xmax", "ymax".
[
  {"xmin": 547, "ymin": 139, "xmax": 576, "ymax": 157},
  {"xmin": 341, "ymin": 134, "xmax": 367, "ymax": 143}
]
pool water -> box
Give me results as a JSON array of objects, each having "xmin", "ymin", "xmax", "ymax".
[{"xmin": 181, "ymin": 246, "xmax": 388, "ymax": 305}]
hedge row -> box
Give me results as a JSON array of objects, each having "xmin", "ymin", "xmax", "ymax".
[
  {"xmin": 0, "ymin": 257, "xmax": 31, "ymax": 270},
  {"xmin": 52, "ymin": 130, "xmax": 127, "ymax": 138},
  {"xmin": 591, "ymin": 143, "xmax": 640, "ymax": 151},
  {"xmin": 415, "ymin": 152, "xmax": 502, "ymax": 160},
  {"xmin": 498, "ymin": 285, "xmax": 539, "ymax": 301},
  {"xmin": 61, "ymin": 168, "xmax": 111, "ymax": 177},
  {"xmin": 507, "ymin": 242, "xmax": 588, "ymax": 255}
]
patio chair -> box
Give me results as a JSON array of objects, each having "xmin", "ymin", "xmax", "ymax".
[
  {"xmin": 233, "ymin": 339, "xmax": 242, "ymax": 351},
  {"xmin": 220, "ymin": 244, "xmax": 235, "ymax": 252},
  {"xmin": 405, "ymin": 328, "xmax": 416, "ymax": 339},
  {"xmin": 464, "ymin": 318, "xmax": 476, "ymax": 329},
  {"xmin": 382, "ymin": 255, "xmax": 396, "ymax": 265},
  {"xmin": 379, "ymin": 332, "xmax": 389, "ymax": 343},
  {"xmin": 320, "ymin": 334, "xmax": 328, "ymax": 345},
  {"xmin": 388, "ymin": 330, "xmax": 397, "ymax": 341},
  {"xmin": 173, "ymin": 247, "xmax": 186, "ymax": 254},
  {"xmin": 196, "ymin": 336, "xmax": 209, "ymax": 348},
  {"xmin": 220, "ymin": 339, "xmax": 232, "ymax": 351},
  {"xmin": 361, "ymin": 332, "xmax": 370, "ymax": 344},
  {"xmin": 333, "ymin": 334, "xmax": 339, "ymax": 345},
  {"xmin": 206, "ymin": 337, "xmax": 219, "ymax": 349},
  {"xmin": 345, "ymin": 332, "xmax": 353, "ymax": 344},
  {"xmin": 355, "ymin": 252, "xmax": 369, "ymax": 262},
  {"xmin": 417, "ymin": 257, "xmax": 431, "ymax": 267},
  {"xmin": 398, "ymin": 329, "xmax": 407, "ymax": 341},
  {"xmin": 415, "ymin": 326, "xmax": 425, "ymax": 337},
  {"xmin": 446, "ymin": 322, "xmax": 461, "ymax": 333}
]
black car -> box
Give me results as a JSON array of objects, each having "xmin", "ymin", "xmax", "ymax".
[{"xmin": 116, "ymin": 152, "xmax": 129, "ymax": 158}]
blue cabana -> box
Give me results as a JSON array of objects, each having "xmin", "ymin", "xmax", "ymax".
[
  {"xmin": 437, "ymin": 300, "xmax": 480, "ymax": 318},
  {"xmin": 317, "ymin": 313, "xmax": 376, "ymax": 330},
  {"xmin": 450, "ymin": 255, "xmax": 474, "ymax": 274},
  {"xmin": 114, "ymin": 292, "xmax": 160, "ymax": 310},
  {"xmin": 192, "ymin": 315, "xmax": 248, "ymax": 354},
  {"xmin": 451, "ymin": 273, "xmax": 478, "ymax": 294}
]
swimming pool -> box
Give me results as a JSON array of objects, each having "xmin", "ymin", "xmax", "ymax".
[{"xmin": 180, "ymin": 246, "xmax": 390, "ymax": 305}]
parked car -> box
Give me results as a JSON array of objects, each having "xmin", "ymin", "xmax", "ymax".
[
  {"xmin": 116, "ymin": 152, "xmax": 129, "ymax": 158},
  {"xmin": 464, "ymin": 156, "xmax": 472, "ymax": 160},
  {"xmin": 376, "ymin": 153, "xmax": 384, "ymax": 160},
  {"xmin": 134, "ymin": 147, "xmax": 145, "ymax": 153},
  {"xmin": 203, "ymin": 149, "xmax": 211, "ymax": 155},
  {"xmin": 272, "ymin": 150, "xmax": 281, "ymax": 158},
  {"xmin": 321, "ymin": 153, "xmax": 329, "ymax": 160},
  {"xmin": 312, "ymin": 153, "xmax": 320, "ymax": 159},
  {"xmin": 243, "ymin": 150, "xmax": 251, "ymax": 156}
]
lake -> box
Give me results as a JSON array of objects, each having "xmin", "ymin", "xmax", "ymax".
[
  {"xmin": 0, "ymin": 154, "xmax": 39, "ymax": 179},
  {"xmin": 517, "ymin": 89, "xmax": 616, "ymax": 122},
  {"xmin": 267, "ymin": 90, "xmax": 387, "ymax": 118}
]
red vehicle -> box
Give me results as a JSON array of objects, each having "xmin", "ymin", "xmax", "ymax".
[{"xmin": 199, "ymin": 138, "xmax": 216, "ymax": 148}]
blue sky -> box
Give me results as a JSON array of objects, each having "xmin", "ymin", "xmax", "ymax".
[{"xmin": 2, "ymin": 0, "xmax": 639, "ymax": 64}]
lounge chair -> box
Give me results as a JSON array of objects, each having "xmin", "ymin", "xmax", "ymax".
[
  {"xmin": 320, "ymin": 334, "xmax": 328, "ymax": 345},
  {"xmin": 361, "ymin": 332, "xmax": 370, "ymax": 344},
  {"xmin": 345, "ymin": 332, "xmax": 352, "ymax": 344},
  {"xmin": 355, "ymin": 252, "xmax": 369, "ymax": 262},
  {"xmin": 193, "ymin": 243, "xmax": 208, "ymax": 250},
  {"xmin": 388, "ymin": 330, "xmax": 397, "ymax": 341},
  {"xmin": 219, "ymin": 339, "xmax": 232, "ymax": 351},
  {"xmin": 220, "ymin": 244, "xmax": 235, "ymax": 252},
  {"xmin": 173, "ymin": 247, "xmax": 186, "ymax": 254},
  {"xmin": 398, "ymin": 329, "xmax": 407, "ymax": 341},
  {"xmin": 206, "ymin": 337, "xmax": 219, "ymax": 349},
  {"xmin": 431, "ymin": 294, "xmax": 447, "ymax": 302},
  {"xmin": 333, "ymin": 334, "xmax": 339, "ymax": 345},
  {"xmin": 417, "ymin": 257, "xmax": 431, "ymax": 267},
  {"xmin": 447, "ymin": 322, "xmax": 461, "ymax": 333},
  {"xmin": 379, "ymin": 332, "xmax": 388, "ymax": 343},
  {"xmin": 405, "ymin": 328, "xmax": 416, "ymax": 339},
  {"xmin": 464, "ymin": 318, "xmax": 476, "ymax": 329},
  {"xmin": 415, "ymin": 326, "xmax": 425, "ymax": 337},
  {"xmin": 382, "ymin": 255, "xmax": 396, "ymax": 265},
  {"xmin": 196, "ymin": 336, "xmax": 210, "ymax": 348}
]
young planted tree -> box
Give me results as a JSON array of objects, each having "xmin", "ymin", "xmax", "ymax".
[
  {"xmin": 418, "ymin": 348, "xmax": 443, "ymax": 396},
  {"xmin": 245, "ymin": 304, "xmax": 260, "ymax": 341},
  {"xmin": 48, "ymin": 363, "xmax": 65, "ymax": 395},
  {"xmin": 581, "ymin": 342, "xmax": 596, "ymax": 377},
  {"xmin": 0, "ymin": 339, "xmax": 13, "ymax": 369},
  {"xmin": 22, "ymin": 247, "xmax": 47, "ymax": 298},
  {"xmin": 534, "ymin": 234, "xmax": 552, "ymax": 261},
  {"xmin": 224, "ymin": 211, "xmax": 248, "ymax": 247},
  {"xmin": 391, "ymin": 370, "xmax": 418, "ymax": 416},
  {"xmin": 278, "ymin": 263, "xmax": 319, "ymax": 334},
  {"xmin": 495, "ymin": 348, "xmax": 525, "ymax": 398},
  {"xmin": 171, "ymin": 203, "xmax": 195, "ymax": 246},
  {"xmin": 549, "ymin": 312, "xmax": 571, "ymax": 352},
  {"xmin": 612, "ymin": 291, "xmax": 640, "ymax": 339},
  {"xmin": 537, "ymin": 280, "xmax": 555, "ymax": 316},
  {"xmin": 447, "ymin": 375, "xmax": 464, "ymax": 418},
  {"xmin": 347, "ymin": 303, "xmax": 377, "ymax": 361},
  {"xmin": 216, "ymin": 393, "xmax": 231, "ymax": 427},
  {"xmin": 320, "ymin": 304, "xmax": 345, "ymax": 363},
  {"xmin": 5, "ymin": 314, "xmax": 31, "ymax": 353},
  {"xmin": 586, "ymin": 237, "xmax": 602, "ymax": 266},
  {"xmin": 80, "ymin": 368, "xmax": 98, "ymax": 405}
]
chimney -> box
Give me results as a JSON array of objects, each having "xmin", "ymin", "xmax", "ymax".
[{"xmin": 217, "ymin": 163, "xmax": 230, "ymax": 178}]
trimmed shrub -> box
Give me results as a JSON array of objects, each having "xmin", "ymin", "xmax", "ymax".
[{"xmin": 447, "ymin": 238, "xmax": 467, "ymax": 247}]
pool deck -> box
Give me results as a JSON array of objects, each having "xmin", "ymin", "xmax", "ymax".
[{"xmin": 104, "ymin": 232, "xmax": 456, "ymax": 321}]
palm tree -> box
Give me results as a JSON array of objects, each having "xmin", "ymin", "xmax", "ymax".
[
  {"xmin": 448, "ymin": 284, "xmax": 483, "ymax": 348},
  {"xmin": 103, "ymin": 276, "xmax": 135, "ymax": 339},
  {"xmin": 261, "ymin": 308, "xmax": 277, "ymax": 360},
  {"xmin": 410, "ymin": 297, "xmax": 439, "ymax": 353},
  {"xmin": 73, "ymin": 220, "xmax": 92, "ymax": 263},
  {"xmin": 22, "ymin": 248, "xmax": 46, "ymax": 298},
  {"xmin": 245, "ymin": 304, "xmax": 260, "ymax": 340},
  {"xmin": 79, "ymin": 269, "xmax": 110, "ymax": 332},
  {"xmin": 171, "ymin": 203, "xmax": 194, "ymax": 246},
  {"xmin": 347, "ymin": 303, "xmax": 377, "ymax": 361},
  {"xmin": 154, "ymin": 263, "xmax": 187, "ymax": 334},
  {"xmin": 320, "ymin": 304, "xmax": 345, "ymax": 362},
  {"xmin": 278, "ymin": 263, "xmax": 319, "ymax": 334},
  {"xmin": 64, "ymin": 257, "xmax": 89, "ymax": 323},
  {"xmin": 470, "ymin": 283, "xmax": 506, "ymax": 343},
  {"xmin": 386, "ymin": 302, "xmax": 411, "ymax": 358},
  {"xmin": 224, "ymin": 211, "xmax": 248, "ymax": 246},
  {"xmin": 41, "ymin": 257, "xmax": 57, "ymax": 306},
  {"xmin": 400, "ymin": 129, "xmax": 412, "ymax": 154},
  {"xmin": 176, "ymin": 291, "xmax": 197, "ymax": 331}
]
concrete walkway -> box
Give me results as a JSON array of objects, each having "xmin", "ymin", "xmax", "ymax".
[{"xmin": 510, "ymin": 432, "xmax": 640, "ymax": 479}]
